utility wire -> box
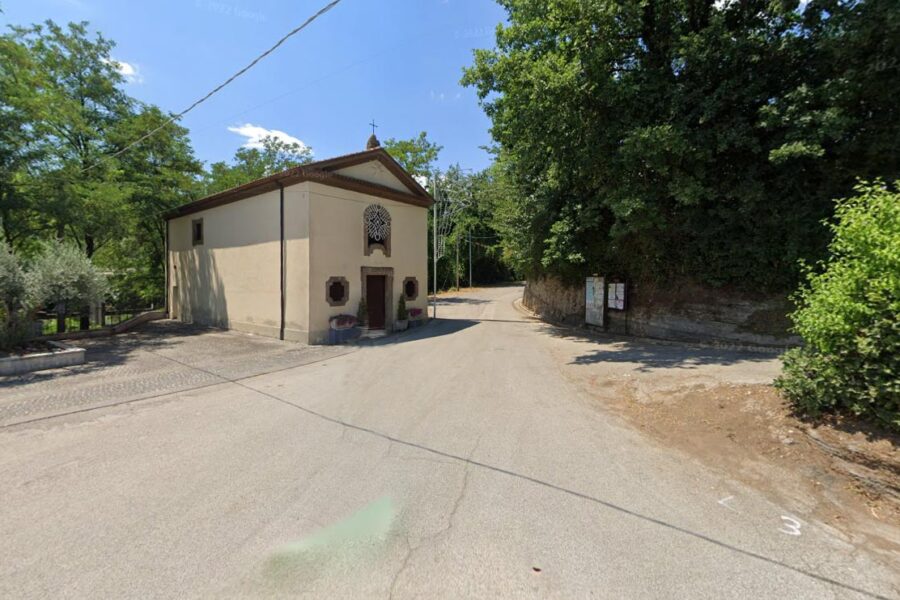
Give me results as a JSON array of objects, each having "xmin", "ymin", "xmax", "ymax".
[{"xmin": 79, "ymin": 0, "xmax": 343, "ymax": 176}]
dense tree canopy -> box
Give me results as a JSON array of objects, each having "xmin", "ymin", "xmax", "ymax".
[
  {"xmin": 463, "ymin": 0, "xmax": 900, "ymax": 290},
  {"xmin": 0, "ymin": 20, "xmax": 203, "ymax": 306},
  {"xmin": 383, "ymin": 131, "xmax": 442, "ymax": 181},
  {"xmin": 202, "ymin": 135, "xmax": 313, "ymax": 196}
]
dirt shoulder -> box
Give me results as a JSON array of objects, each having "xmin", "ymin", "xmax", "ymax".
[{"xmin": 519, "ymin": 301, "xmax": 900, "ymax": 553}]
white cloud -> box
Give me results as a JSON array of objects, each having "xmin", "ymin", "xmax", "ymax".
[
  {"xmin": 103, "ymin": 58, "xmax": 143, "ymax": 83},
  {"xmin": 430, "ymin": 89, "xmax": 464, "ymax": 104},
  {"xmin": 227, "ymin": 123, "xmax": 311, "ymax": 152}
]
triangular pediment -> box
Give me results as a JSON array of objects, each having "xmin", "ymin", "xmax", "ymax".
[{"xmin": 333, "ymin": 159, "xmax": 410, "ymax": 193}]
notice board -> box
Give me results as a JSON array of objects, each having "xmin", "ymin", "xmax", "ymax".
[
  {"xmin": 585, "ymin": 276, "xmax": 605, "ymax": 327},
  {"xmin": 607, "ymin": 281, "xmax": 626, "ymax": 311}
]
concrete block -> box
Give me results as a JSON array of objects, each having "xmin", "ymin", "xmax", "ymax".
[{"xmin": 0, "ymin": 341, "xmax": 86, "ymax": 376}]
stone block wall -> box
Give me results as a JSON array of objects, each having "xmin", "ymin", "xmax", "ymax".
[
  {"xmin": 523, "ymin": 276, "xmax": 800, "ymax": 347},
  {"xmin": 522, "ymin": 276, "xmax": 585, "ymax": 325}
]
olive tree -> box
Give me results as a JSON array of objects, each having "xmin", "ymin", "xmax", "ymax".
[{"xmin": 29, "ymin": 241, "xmax": 108, "ymax": 334}]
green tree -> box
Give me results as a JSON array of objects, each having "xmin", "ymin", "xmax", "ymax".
[
  {"xmin": 203, "ymin": 135, "xmax": 313, "ymax": 195},
  {"xmin": 463, "ymin": 0, "xmax": 900, "ymax": 290},
  {"xmin": 0, "ymin": 240, "xmax": 33, "ymax": 350},
  {"xmin": 7, "ymin": 20, "xmax": 132, "ymax": 256},
  {"xmin": 383, "ymin": 132, "xmax": 442, "ymax": 180},
  {"xmin": 1, "ymin": 17, "xmax": 206, "ymax": 310},
  {"xmin": 776, "ymin": 182, "xmax": 900, "ymax": 430},
  {"xmin": 30, "ymin": 240, "xmax": 108, "ymax": 334},
  {"xmin": 0, "ymin": 30, "xmax": 46, "ymax": 250},
  {"xmin": 428, "ymin": 164, "xmax": 514, "ymax": 290},
  {"xmin": 100, "ymin": 106, "xmax": 203, "ymax": 305}
]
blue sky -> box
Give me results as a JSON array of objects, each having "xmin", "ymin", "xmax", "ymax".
[{"xmin": 1, "ymin": 0, "xmax": 507, "ymax": 171}]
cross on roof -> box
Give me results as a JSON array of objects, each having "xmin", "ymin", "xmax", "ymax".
[{"xmin": 369, "ymin": 119, "xmax": 378, "ymax": 135}]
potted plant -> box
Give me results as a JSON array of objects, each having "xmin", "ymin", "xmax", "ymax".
[
  {"xmin": 394, "ymin": 295, "xmax": 408, "ymax": 332},
  {"xmin": 408, "ymin": 307, "xmax": 424, "ymax": 328},
  {"xmin": 328, "ymin": 314, "xmax": 359, "ymax": 344}
]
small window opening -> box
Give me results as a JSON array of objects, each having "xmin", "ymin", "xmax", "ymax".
[
  {"xmin": 402, "ymin": 277, "xmax": 419, "ymax": 301},
  {"xmin": 329, "ymin": 281, "xmax": 345, "ymax": 303},
  {"xmin": 192, "ymin": 218, "xmax": 204, "ymax": 246},
  {"xmin": 326, "ymin": 276, "xmax": 349, "ymax": 307}
]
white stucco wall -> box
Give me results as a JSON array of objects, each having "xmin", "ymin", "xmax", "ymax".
[
  {"xmin": 307, "ymin": 182, "xmax": 428, "ymax": 344},
  {"xmin": 283, "ymin": 183, "xmax": 311, "ymax": 341},
  {"xmin": 168, "ymin": 191, "xmax": 283, "ymax": 338}
]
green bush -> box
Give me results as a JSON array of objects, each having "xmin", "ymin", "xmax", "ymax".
[
  {"xmin": 397, "ymin": 295, "xmax": 408, "ymax": 321},
  {"xmin": 0, "ymin": 243, "xmax": 35, "ymax": 351},
  {"xmin": 356, "ymin": 297, "xmax": 368, "ymax": 326},
  {"xmin": 775, "ymin": 182, "xmax": 900, "ymax": 430},
  {"xmin": 30, "ymin": 240, "xmax": 109, "ymax": 316},
  {"xmin": 0, "ymin": 241, "xmax": 109, "ymax": 349}
]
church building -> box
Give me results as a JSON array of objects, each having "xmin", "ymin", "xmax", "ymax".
[{"xmin": 164, "ymin": 135, "xmax": 432, "ymax": 344}]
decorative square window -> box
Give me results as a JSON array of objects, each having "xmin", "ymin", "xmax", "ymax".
[
  {"xmin": 326, "ymin": 276, "xmax": 349, "ymax": 307},
  {"xmin": 363, "ymin": 204, "xmax": 391, "ymax": 256},
  {"xmin": 191, "ymin": 218, "xmax": 204, "ymax": 246},
  {"xmin": 402, "ymin": 277, "xmax": 419, "ymax": 301}
]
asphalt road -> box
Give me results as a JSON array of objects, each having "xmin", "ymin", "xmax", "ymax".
[{"xmin": 1, "ymin": 285, "xmax": 897, "ymax": 599}]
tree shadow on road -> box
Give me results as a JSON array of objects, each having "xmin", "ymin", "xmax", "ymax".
[
  {"xmin": 354, "ymin": 318, "xmax": 478, "ymax": 347},
  {"xmin": 534, "ymin": 321, "xmax": 778, "ymax": 372},
  {"xmin": 435, "ymin": 296, "xmax": 491, "ymax": 305}
]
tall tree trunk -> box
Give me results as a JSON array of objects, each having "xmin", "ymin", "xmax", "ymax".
[{"xmin": 56, "ymin": 303, "xmax": 66, "ymax": 335}]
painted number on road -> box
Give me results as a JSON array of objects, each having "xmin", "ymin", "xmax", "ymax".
[{"xmin": 779, "ymin": 516, "xmax": 802, "ymax": 536}]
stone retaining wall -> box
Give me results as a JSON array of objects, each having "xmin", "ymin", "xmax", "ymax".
[
  {"xmin": 523, "ymin": 276, "xmax": 586, "ymax": 325},
  {"xmin": 523, "ymin": 276, "xmax": 800, "ymax": 347}
]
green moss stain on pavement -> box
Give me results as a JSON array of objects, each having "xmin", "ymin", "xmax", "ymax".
[{"xmin": 264, "ymin": 496, "xmax": 398, "ymax": 582}]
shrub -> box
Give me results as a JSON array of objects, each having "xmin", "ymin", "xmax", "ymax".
[
  {"xmin": 0, "ymin": 244, "xmax": 34, "ymax": 351},
  {"xmin": 29, "ymin": 241, "xmax": 109, "ymax": 313},
  {"xmin": 775, "ymin": 182, "xmax": 900, "ymax": 430},
  {"xmin": 0, "ymin": 243, "xmax": 28, "ymax": 313},
  {"xmin": 356, "ymin": 297, "xmax": 368, "ymax": 326},
  {"xmin": 397, "ymin": 295, "xmax": 408, "ymax": 321}
]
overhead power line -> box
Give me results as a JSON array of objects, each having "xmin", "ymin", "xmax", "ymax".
[{"xmin": 87, "ymin": 0, "xmax": 343, "ymax": 175}]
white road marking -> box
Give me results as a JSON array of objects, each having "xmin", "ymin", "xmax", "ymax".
[
  {"xmin": 718, "ymin": 496, "xmax": 737, "ymax": 512},
  {"xmin": 779, "ymin": 516, "xmax": 803, "ymax": 536}
]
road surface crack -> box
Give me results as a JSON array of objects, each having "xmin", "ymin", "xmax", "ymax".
[
  {"xmin": 388, "ymin": 535, "xmax": 413, "ymax": 600},
  {"xmin": 386, "ymin": 463, "xmax": 472, "ymax": 599}
]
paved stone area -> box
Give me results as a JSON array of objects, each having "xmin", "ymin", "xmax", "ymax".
[{"xmin": 0, "ymin": 321, "xmax": 352, "ymax": 427}]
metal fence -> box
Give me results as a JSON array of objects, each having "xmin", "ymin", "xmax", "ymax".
[{"xmin": 35, "ymin": 307, "xmax": 150, "ymax": 336}]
